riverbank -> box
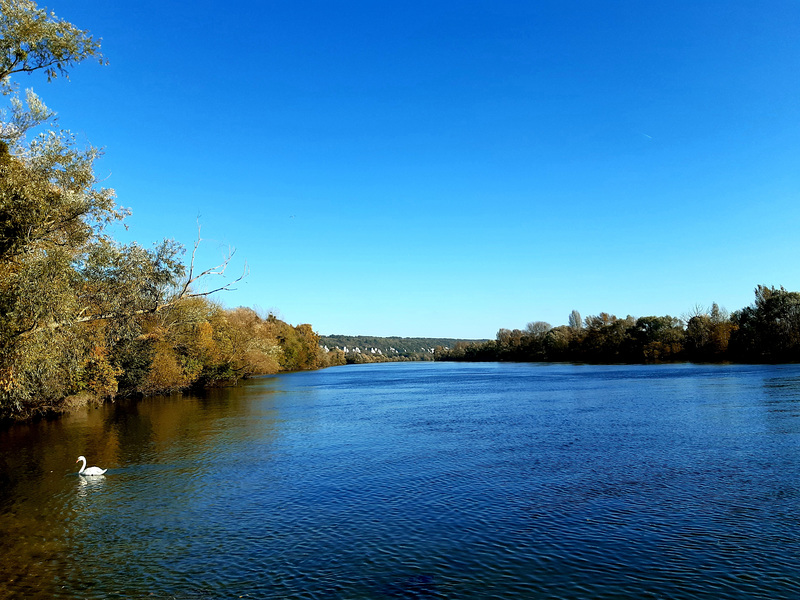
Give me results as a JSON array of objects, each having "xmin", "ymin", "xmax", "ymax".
[
  {"xmin": 0, "ymin": 300, "xmax": 345, "ymax": 423},
  {"xmin": 434, "ymin": 287, "xmax": 800, "ymax": 365}
]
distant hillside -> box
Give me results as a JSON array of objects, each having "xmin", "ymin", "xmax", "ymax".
[{"xmin": 319, "ymin": 335, "xmax": 486, "ymax": 361}]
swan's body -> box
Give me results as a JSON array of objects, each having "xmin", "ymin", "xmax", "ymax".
[{"xmin": 76, "ymin": 455, "xmax": 107, "ymax": 476}]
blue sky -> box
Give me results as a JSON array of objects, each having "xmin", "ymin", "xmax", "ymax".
[{"xmin": 29, "ymin": 1, "xmax": 800, "ymax": 338}]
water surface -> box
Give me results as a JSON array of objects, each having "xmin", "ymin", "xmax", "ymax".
[{"xmin": 2, "ymin": 362, "xmax": 800, "ymax": 599}]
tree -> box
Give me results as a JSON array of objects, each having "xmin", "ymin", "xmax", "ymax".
[
  {"xmin": 522, "ymin": 321, "xmax": 550, "ymax": 360},
  {"xmin": 544, "ymin": 325, "xmax": 574, "ymax": 360},
  {"xmin": 568, "ymin": 310, "xmax": 582, "ymax": 332},
  {"xmin": 685, "ymin": 303, "xmax": 734, "ymax": 361},
  {"xmin": 731, "ymin": 286, "xmax": 800, "ymax": 361},
  {"xmin": 630, "ymin": 315, "xmax": 685, "ymax": 362},
  {"xmin": 0, "ymin": 1, "xmax": 239, "ymax": 417},
  {"xmin": 525, "ymin": 321, "xmax": 551, "ymax": 337},
  {"xmin": 0, "ymin": 3, "xmax": 117, "ymax": 414},
  {"xmin": 495, "ymin": 328, "xmax": 526, "ymax": 360},
  {"xmin": 581, "ymin": 313, "xmax": 635, "ymax": 362},
  {"xmin": 0, "ymin": 0, "xmax": 103, "ymax": 90}
]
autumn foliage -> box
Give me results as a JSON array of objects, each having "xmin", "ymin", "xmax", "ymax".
[
  {"xmin": 0, "ymin": 1, "xmax": 345, "ymax": 420},
  {"xmin": 1, "ymin": 295, "xmax": 343, "ymax": 419}
]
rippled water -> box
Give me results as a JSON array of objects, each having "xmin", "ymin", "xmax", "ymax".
[{"xmin": 2, "ymin": 362, "xmax": 800, "ymax": 599}]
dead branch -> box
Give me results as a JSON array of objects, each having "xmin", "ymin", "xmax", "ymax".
[{"xmin": 15, "ymin": 227, "xmax": 249, "ymax": 339}]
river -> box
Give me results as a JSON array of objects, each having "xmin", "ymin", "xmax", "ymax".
[{"xmin": 2, "ymin": 361, "xmax": 800, "ymax": 599}]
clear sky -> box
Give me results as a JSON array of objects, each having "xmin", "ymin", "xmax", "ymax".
[{"xmin": 29, "ymin": 1, "xmax": 800, "ymax": 339}]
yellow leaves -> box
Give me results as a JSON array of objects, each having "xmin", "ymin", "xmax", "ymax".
[
  {"xmin": 0, "ymin": 365, "xmax": 16, "ymax": 392},
  {"xmin": 0, "ymin": 285, "xmax": 328, "ymax": 419},
  {"xmin": 140, "ymin": 342, "xmax": 189, "ymax": 396},
  {"xmin": 78, "ymin": 345, "xmax": 121, "ymax": 399},
  {"xmin": 195, "ymin": 320, "xmax": 215, "ymax": 351}
]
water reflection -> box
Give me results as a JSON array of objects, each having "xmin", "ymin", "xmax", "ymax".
[
  {"xmin": 76, "ymin": 474, "xmax": 106, "ymax": 496},
  {"xmin": 0, "ymin": 378, "xmax": 284, "ymax": 599},
  {"xmin": 3, "ymin": 364, "xmax": 800, "ymax": 599}
]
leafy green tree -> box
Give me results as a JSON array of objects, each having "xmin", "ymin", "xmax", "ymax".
[
  {"xmin": 731, "ymin": 286, "xmax": 800, "ymax": 361},
  {"xmin": 522, "ymin": 321, "xmax": 551, "ymax": 360},
  {"xmin": 685, "ymin": 314, "xmax": 713, "ymax": 360},
  {"xmin": 580, "ymin": 314, "xmax": 635, "ymax": 362},
  {"xmin": 629, "ymin": 315, "xmax": 685, "ymax": 362},
  {"xmin": 0, "ymin": 1, "xmax": 334, "ymax": 420},
  {"xmin": 495, "ymin": 328, "xmax": 526, "ymax": 361},
  {"xmin": 685, "ymin": 303, "xmax": 734, "ymax": 361},
  {"xmin": 274, "ymin": 321, "xmax": 323, "ymax": 371},
  {"xmin": 0, "ymin": 1, "xmax": 191, "ymax": 416},
  {"xmin": 543, "ymin": 325, "xmax": 575, "ymax": 360},
  {"xmin": 0, "ymin": 0, "xmax": 103, "ymax": 90}
]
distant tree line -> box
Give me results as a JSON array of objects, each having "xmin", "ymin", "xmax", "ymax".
[
  {"xmin": 435, "ymin": 286, "xmax": 800, "ymax": 364},
  {"xmin": 319, "ymin": 335, "xmax": 483, "ymax": 364}
]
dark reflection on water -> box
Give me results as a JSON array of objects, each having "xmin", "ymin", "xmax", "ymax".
[{"xmin": 2, "ymin": 362, "xmax": 800, "ymax": 598}]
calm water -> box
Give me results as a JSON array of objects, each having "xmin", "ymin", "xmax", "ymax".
[{"xmin": 2, "ymin": 362, "xmax": 800, "ymax": 599}]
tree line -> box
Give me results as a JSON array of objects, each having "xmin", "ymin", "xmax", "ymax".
[
  {"xmin": 435, "ymin": 286, "xmax": 800, "ymax": 364},
  {"xmin": 319, "ymin": 335, "xmax": 481, "ymax": 364},
  {"xmin": 0, "ymin": 1, "xmax": 344, "ymax": 421}
]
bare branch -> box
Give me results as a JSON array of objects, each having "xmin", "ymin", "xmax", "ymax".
[
  {"xmin": 174, "ymin": 221, "xmax": 248, "ymax": 300},
  {"xmin": 15, "ymin": 225, "xmax": 249, "ymax": 339},
  {"xmin": 184, "ymin": 259, "xmax": 249, "ymax": 298}
]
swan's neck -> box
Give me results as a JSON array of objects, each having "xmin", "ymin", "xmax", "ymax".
[{"xmin": 78, "ymin": 457, "xmax": 86, "ymax": 474}]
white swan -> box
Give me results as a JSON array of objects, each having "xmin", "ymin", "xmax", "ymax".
[{"xmin": 76, "ymin": 455, "xmax": 107, "ymax": 476}]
